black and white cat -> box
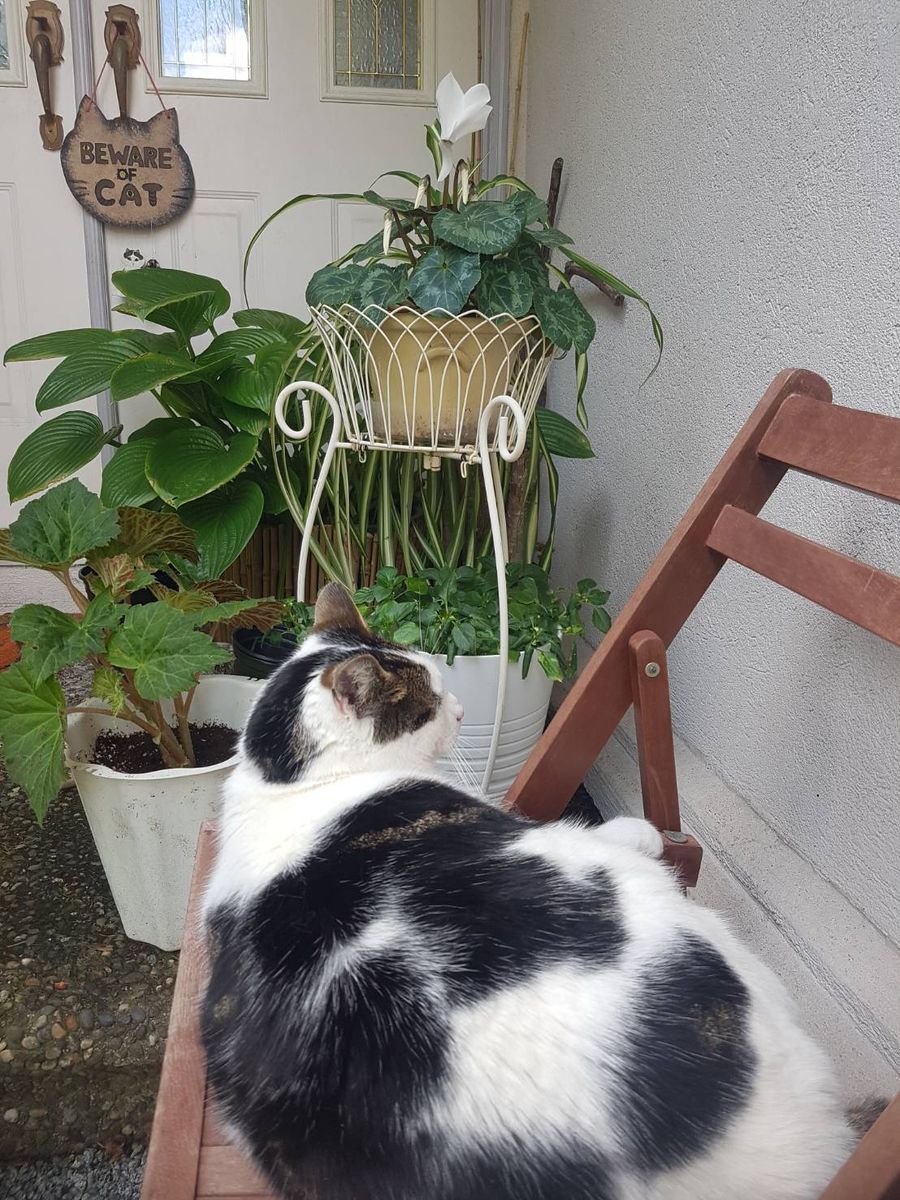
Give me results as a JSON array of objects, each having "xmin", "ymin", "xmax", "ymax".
[{"xmin": 202, "ymin": 582, "xmax": 852, "ymax": 1200}]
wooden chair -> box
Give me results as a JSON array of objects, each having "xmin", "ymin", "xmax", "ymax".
[{"xmin": 142, "ymin": 369, "xmax": 900, "ymax": 1199}]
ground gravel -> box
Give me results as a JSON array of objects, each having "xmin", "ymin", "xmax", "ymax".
[{"xmin": 0, "ymin": 1146, "xmax": 146, "ymax": 1198}]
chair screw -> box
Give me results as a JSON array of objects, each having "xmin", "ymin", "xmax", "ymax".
[{"xmin": 644, "ymin": 661, "xmax": 661, "ymax": 678}]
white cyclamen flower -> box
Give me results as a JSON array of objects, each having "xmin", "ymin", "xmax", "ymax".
[
  {"xmin": 414, "ymin": 176, "xmax": 429, "ymax": 208},
  {"xmin": 383, "ymin": 212, "xmax": 393, "ymax": 256},
  {"xmin": 434, "ymin": 72, "xmax": 492, "ymax": 182}
]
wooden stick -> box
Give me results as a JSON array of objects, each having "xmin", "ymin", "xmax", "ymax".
[{"xmin": 507, "ymin": 10, "xmax": 530, "ymax": 177}]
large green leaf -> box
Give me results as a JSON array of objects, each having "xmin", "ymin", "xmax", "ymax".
[
  {"xmin": 4, "ymin": 328, "xmax": 118, "ymax": 364},
  {"xmin": 432, "ymin": 197, "xmax": 525, "ymax": 255},
  {"xmin": 526, "ymin": 227, "xmax": 574, "ymax": 249},
  {"xmin": 8, "ymin": 411, "xmax": 121, "ymax": 501},
  {"xmin": 564, "ymin": 247, "xmax": 664, "ymax": 375},
  {"xmin": 107, "ymin": 604, "xmax": 230, "ymax": 700},
  {"xmin": 509, "ymin": 241, "xmax": 550, "ymax": 292},
  {"xmin": 219, "ymin": 343, "xmax": 295, "ymax": 412},
  {"xmin": 306, "ymin": 264, "xmax": 367, "ymax": 309},
  {"xmin": 8, "ymin": 480, "xmax": 120, "ymax": 568},
  {"xmin": 193, "ymin": 327, "xmax": 286, "ymax": 375},
  {"xmin": 219, "ymin": 400, "xmax": 269, "ymax": 435},
  {"xmin": 111, "ymin": 268, "xmax": 230, "ymax": 342},
  {"xmin": 532, "ymin": 286, "xmax": 596, "ymax": 353},
  {"xmin": 359, "ymin": 264, "xmax": 410, "ymax": 310},
  {"xmin": 109, "ymin": 352, "xmax": 199, "ymax": 402},
  {"xmin": 180, "ymin": 479, "xmax": 264, "ymax": 578},
  {"xmin": 145, "ymin": 427, "xmax": 258, "ymax": 507},
  {"xmin": 0, "ymin": 663, "xmax": 66, "ymax": 823},
  {"xmin": 407, "ymin": 245, "xmax": 481, "ymax": 315},
  {"xmin": 476, "ymin": 258, "xmax": 533, "ymax": 318},
  {"xmin": 35, "ymin": 339, "xmax": 145, "ymax": 412},
  {"xmin": 13, "ymin": 592, "xmax": 123, "ymax": 681},
  {"xmin": 128, "ymin": 416, "xmax": 195, "ymax": 443},
  {"xmin": 535, "ymin": 407, "xmax": 595, "ymax": 458},
  {"xmin": 105, "ymin": 506, "xmax": 198, "ymax": 561},
  {"xmin": 510, "ymin": 190, "xmax": 550, "ymax": 226},
  {"xmin": 100, "ymin": 441, "xmax": 155, "ymax": 507},
  {"xmin": 233, "ymin": 308, "xmax": 309, "ymax": 340}
]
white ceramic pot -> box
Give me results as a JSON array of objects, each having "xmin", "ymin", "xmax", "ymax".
[
  {"xmin": 65, "ymin": 674, "xmax": 262, "ymax": 951},
  {"xmin": 423, "ymin": 652, "xmax": 553, "ymax": 804}
]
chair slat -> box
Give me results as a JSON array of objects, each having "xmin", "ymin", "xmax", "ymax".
[
  {"xmin": 759, "ymin": 393, "xmax": 900, "ymax": 502},
  {"xmin": 202, "ymin": 1100, "xmax": 229, "ymax": 1146},
  {"xmin": 196, "ymin": 1145, "xmax": 272, "ymax": 1197},
  {"xmin": 818, "ymin": 1093, "xmax": 900, "ymax": 1200},
  {"xmin": 141, "ymin": 824, "xmax": 216, "ymax": 1200},
  {"xmin": 707, "ymin": 506, "xmax": 900, "ymax": 647},
  {"xmin": 505, "ymin": 369, "xmax": 833, "ymax": 819}
]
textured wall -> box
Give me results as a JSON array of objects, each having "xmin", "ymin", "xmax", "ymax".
[{"xmin": 526, "ymin": 2, "xmax": 900, "ymax": 954}]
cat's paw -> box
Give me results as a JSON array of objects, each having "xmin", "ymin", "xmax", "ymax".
[{"xmin": 595, "ymin": 816, "xmax": 664, "ymax": 858}]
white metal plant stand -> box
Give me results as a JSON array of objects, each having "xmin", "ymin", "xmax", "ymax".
[{"xmin": 273, "ymin": 304, "xmax": 555, "ymax": 794}]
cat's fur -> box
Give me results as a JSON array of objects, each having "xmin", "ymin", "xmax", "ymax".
[{"xmin": 202, "ymin": 583, "xmax": 852, "ymax": 1200}]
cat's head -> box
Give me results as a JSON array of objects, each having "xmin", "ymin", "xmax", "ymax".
[{"xmin": 241, "ymin": 583, "xmax": 464, "ymax": 784}]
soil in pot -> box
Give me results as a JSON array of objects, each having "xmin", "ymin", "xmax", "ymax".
[{"xmin": 89, "ymin": 721, "xmax": 237, "ymax": 774}]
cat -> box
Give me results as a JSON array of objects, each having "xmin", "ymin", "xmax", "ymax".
[{"xmin": 201, "ymin": 581, "xmax": 853, "ymax": 1200}]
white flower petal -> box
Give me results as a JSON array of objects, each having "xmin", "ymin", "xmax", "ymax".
[
  {"xmin": 383, "ymin": 213, "xmax": 393, "ymax": 256},
  {"xmin": 436, "ymin": 141, "xmax": 455, "ymax": 183},
  {"xmin": 435, "ymin": 72, "xmax": 465, "ymax": 139},
  {"xmin": 446, "ymin": 85, "xmax": 492, "ymax": 142},
  {"xmin": 414, "ymin": 177, "xmax": 428, "ymax": 208}
]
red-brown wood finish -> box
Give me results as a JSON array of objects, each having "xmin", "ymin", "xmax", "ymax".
[
  {"xmin": 628, "ymin": 630, "xmax": 681, "ymax": 833},
  {"xmin": 759, "ymin": 393, "xmax": 900, "ymax": 503},
  {"xmin": 506, "ymin": 368, "xmax": 833, "ymax": 820},
  {"xmin": 818, "ymin": 1094, "xmax": 900, "ymax": 1200},
  {"xmin": 707, "ymin": 506, "xmax": 900, "ymax": 647},
  {"xmin": 141, "ymin": 824, "xmax": 216, "ymax": 1200}
]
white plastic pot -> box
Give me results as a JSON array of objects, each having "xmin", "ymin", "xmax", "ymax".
[
  {"xmin": 65, "ymin": 674, "xmax": 262, "ymax": 951},
  {"xmin": 424, "ymin": 652, "xmax": 554, "ymax": 803}
]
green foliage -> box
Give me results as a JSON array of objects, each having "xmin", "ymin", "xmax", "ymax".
[
  {"xmin": 0, "ymin": 481, "xmax": 277, "ymax": 819},
  {"xmin": 356, "ymin": 563, "xmax": 610, "ymax": 680},
  {"xmin": 432, "ymin": 196, "xmax": 525, "ymax": 255},
  {"xmin": 4, "ymin": 269, "xmax": 312, "ymax": 582},
  {"xmin": 0, "ymin": 664, "xmax": 66, "ymax": 823},
  {"xmin": 8, "ymin": 412, "xmax": 122, "ymax": 501},
  {"xmin": 9, "ymin": 480, "xmax": 120, "ymax": 568},
  {"xmin": 408, "ymin": 245, "xmax": 482, "ymax": 314},
  {"xmin": 106, "ymin": 604, "xmax": 230, "ymax": 700}
]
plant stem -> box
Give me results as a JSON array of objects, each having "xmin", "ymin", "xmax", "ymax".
[
  {"xmin": 55, "ymin": 570, "xmax": 88, "ymax": 614},
  {"xmin": 173, "ymin": 693, "xmax": 196, "ymax": 766},
  {"xmin": 391, "ymin": 209, "xmax": 417, "ymax": 263}
]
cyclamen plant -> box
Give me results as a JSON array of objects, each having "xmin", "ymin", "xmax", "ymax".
[
  {"xmin": 245, "ymin": 72, "xmax": 663, "ymax": 429},
  {"xmin": 0, "ymin": 480, "xmax": 279, "ymax": 821}
]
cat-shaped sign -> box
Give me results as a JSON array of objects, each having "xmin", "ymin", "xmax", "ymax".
[{"xmin": 61, "ymin": 98, "xmax": 194, "ymax": 228}]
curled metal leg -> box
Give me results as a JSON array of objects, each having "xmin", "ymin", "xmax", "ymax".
[
  {"xmin": 273, "ymin": 381, "xmax": 343, "ymax": 603},
  {"xmin": 477, "ymin": 396, "xmax": 528, "ymax": 795}
]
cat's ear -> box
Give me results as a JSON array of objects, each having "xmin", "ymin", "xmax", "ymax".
[
  {"xmin": 314, "ymin": 582, "xmax": 368, "ymax": 635},
  {"xmin": 325, "ymin": 654, "xmax": 406, "ymax": 718}
]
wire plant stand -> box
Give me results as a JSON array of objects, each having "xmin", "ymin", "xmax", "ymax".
[{"xmin": 273, "ymin": 304, "xmax": 556, "ymax": 793}]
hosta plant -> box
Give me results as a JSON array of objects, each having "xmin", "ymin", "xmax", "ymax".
[
  {"xmin": 0, "ymin": 479, "xmax": 280, "ymax": 821},
  {"xmin": 3, "ymin": 268, "xmax": 312, "ymax": 586}
]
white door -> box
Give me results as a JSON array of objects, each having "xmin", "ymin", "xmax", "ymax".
[
  {"xmin": 0, "ymin": 0, "xmax": 98, "ymax": 530},
  {"xmin": 91, "ymin": 0, "xmax": 478, "ymax": 431}
]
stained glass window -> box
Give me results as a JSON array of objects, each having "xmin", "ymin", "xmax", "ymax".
[
  {"xmin": 0, "ymin": 1, "xmax": 10, "ymax": 72},
  {"xmin": 159, "ymin": 0, "xmax": 251, "ymax": 81},
  {"xmin": 333, "ymin": 0, "xmax": 420, "ymax": 90}
]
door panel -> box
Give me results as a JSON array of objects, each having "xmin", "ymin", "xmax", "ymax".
[
  {"xmin": 93, "ymin": 0, "xmax": 478, "ymax": 433},
  {"xmin": 0, "ymin": 0, "xmax": 95, "ymax": 526}
]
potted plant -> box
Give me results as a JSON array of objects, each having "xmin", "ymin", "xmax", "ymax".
[
  {"xmin": 355, "ymin": 563, "xmax": 610, "ymax": 801},
  {"xmin": 3, "ymin": 267, "xmax": 313, "ymax": 594},
  {"xmin": 0, "ymin": 479, "xmax": 279, "ymax": 949}
]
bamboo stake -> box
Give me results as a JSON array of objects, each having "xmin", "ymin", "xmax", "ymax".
[{"xmin": 508, "ymin": 10, "xmax": 530, "ymax": 178}]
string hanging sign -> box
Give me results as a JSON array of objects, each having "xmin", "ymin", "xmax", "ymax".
[{"xmin": 61, "ymin": 34, "xmax": 194, "ymax": 229}]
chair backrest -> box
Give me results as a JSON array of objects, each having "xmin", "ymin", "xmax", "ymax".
[{"xmin": 506, "ymin": 369, "xmax": 900, "ymax": 846}]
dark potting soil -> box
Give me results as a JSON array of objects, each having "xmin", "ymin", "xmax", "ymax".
[{"xmin": 89, "ymin": 722, "xmax": 238, "ymax": 774}]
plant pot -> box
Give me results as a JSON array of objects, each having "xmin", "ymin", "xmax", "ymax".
[
  {"xmin": 232, "ymin": 626, "xmax": 298, "ymax": 679},
  {"xmin": 365, "ymin": 309, "xmax": 544, "ymax": 446},
  {"xmin": 422, "ymin": 651, "xmax": 554, "ymax": 803},
  {"xmin": 65, "ymin": 674, "xmax": 263, "ymax": 950}
]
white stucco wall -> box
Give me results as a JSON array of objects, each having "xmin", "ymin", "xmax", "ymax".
[{"xmin": 525, "ymin": 0, "xmax": 900, "ymax": 1091}]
